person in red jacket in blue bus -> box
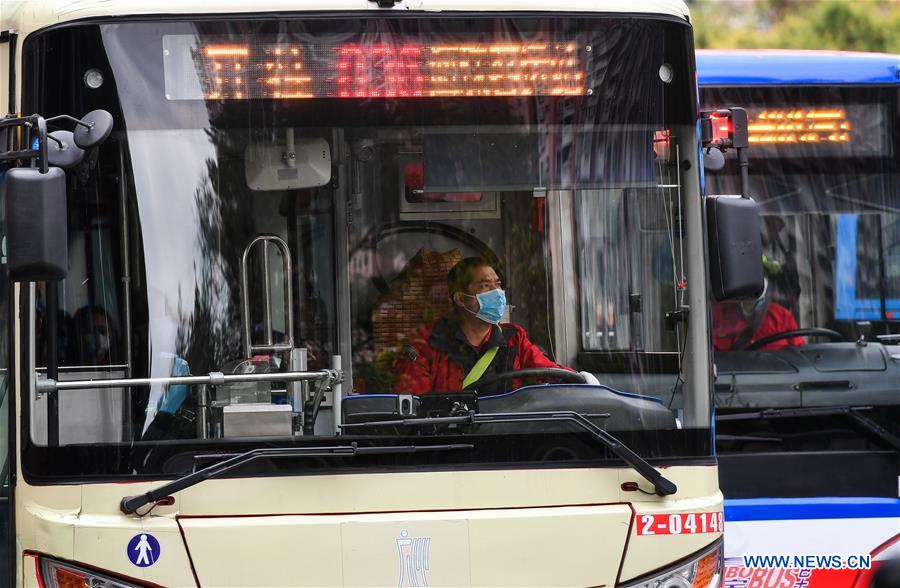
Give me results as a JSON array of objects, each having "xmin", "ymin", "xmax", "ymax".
[
  {"xmin": 712, "ymin": 274, "xmax": 805, "ymax": 352},
  {"xmin": 393, "ymin": 257, "xmax": 573, "ymax": 395}
]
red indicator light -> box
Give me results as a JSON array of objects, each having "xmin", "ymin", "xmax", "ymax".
[{"xmin": 709, "ymin": 114, "xmax": 732, "ymax": 142}]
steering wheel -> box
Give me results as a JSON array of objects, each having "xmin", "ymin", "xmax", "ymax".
[
  {"xmin": 463, "ymin": 368, "xmax": 587, "ymax": 392},
  {"xmin": 745, "ymin": 328, "xmax": 846, "ymax": 351}
]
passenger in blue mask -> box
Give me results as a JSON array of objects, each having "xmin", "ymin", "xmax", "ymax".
[
  {"xmin": 73, "ymin": 305, "xmax": 116, "ymax": 365},
  {"xmin": 394, "ymin": 257, "xmax": 574, "ymax": 394}
]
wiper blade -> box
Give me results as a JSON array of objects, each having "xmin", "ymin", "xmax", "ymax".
[
  {"xmin": 716, "ymin": 406, "xmax": 871, "ymax": 421},
  {"xmin": 718, "ymin": 406, "xmax": 900, "ymax": 451},
  {"xmin": 343, "ymin": 411, "xmax": 677, "ymax": 497},
  {"xmin": 120, "ymin": 442, "xmax": 472, "ymax": 515}
]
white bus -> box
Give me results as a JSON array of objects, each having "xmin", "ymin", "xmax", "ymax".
[{"xmin": 1, "ymin": 2, "xmax": 754, "ymax": 586}]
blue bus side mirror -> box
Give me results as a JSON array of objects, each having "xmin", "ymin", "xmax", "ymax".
[
  {"xmin": 701, "ymin": 107, "xmax": 762, "ymax": 300},
  {"xmin": 5, "ymin": 166, "xmax": 69, "ymax": 280}
]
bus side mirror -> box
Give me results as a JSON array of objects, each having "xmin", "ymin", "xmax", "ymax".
[
  {"xmin": 5, "ymin": 167, "xmax": 68, "ymax": 280},
  {"xmin": 706, "ymin": 194, "xmax": 764, "ymax": 302},
  {"xmin": 1, "ymin": 109, "xmax": 113, "ymax": 281}
]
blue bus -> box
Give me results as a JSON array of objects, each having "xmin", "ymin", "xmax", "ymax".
[{"xmin": 698, "ymin": 50, "xmax": 900, "ymax": 587}]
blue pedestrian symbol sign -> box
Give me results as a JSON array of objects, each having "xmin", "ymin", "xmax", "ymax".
[{"xmin": 127, "ymin": 533, "xmax": 160, "ymax": 567}]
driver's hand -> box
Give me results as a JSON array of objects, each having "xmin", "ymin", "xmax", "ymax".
[{"xmin": 579, "ymin": 371, "xmax": 600, "ymax": 385}]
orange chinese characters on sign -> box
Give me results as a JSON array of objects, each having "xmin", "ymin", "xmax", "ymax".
[
  {"xmin": 748, "ymin": 109, "xmax": 852, "ymax": 145},
  {"xmin": 425, "ymin": 42, "xmax": 584, "ymax": 97},
  {"xmin": 336, "ymin": 44, "xmax": 425, "ymax": 98},
  {"xmin": 199, "ymin": 43, "xmax": 314, "ymax": 99},
  {"xmin": 194, "ymin": 41, "xmax": 585, "ymax": 99}
]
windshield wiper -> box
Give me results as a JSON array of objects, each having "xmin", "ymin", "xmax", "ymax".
[
  {"xmin": 717, "ymin": 406, "xmax": 900, "ymax": 451},
  {"xmin": 342, "ymin": 411, "xmax": 677, "ymax": 496},
  {"xmin": 120, "ymin": 442, "xmax": 472, "ymax": 515}
]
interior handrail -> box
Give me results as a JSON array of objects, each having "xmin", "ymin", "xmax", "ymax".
[
  {"xmin": 36, "ymin": 369, "xmax": 340, "ymax": 394},
  {"xmin": 241, "ymin": 234, "xmax": 295, "ymax": 357}
]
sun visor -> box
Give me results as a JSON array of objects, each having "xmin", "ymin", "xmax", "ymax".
[
  {"xmin": 422, "ymin": 128, "xmax": 656, "ymax": 192},
  {"xmin": 422, "ymin": 130, "xmax": 539, "ymax": 192}
]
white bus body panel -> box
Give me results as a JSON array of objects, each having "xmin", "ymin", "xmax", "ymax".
[
  {"xmin": 3, "ymin": 0, "xmax": 690, "ymax": 39},
  {"xmin": 16, "ymin": 466, "xmax": 722, "ymax": 586}
]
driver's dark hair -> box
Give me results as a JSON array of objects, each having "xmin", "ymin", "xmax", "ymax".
[{"xmin": 448, "ymin": 257, "xmax": 494, "ymax": 300}]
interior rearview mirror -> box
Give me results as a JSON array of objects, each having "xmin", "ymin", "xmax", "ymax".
[
  {"xmin": 245, "ymin": 130, "xmax": 331, "ymax": 191},
  {"xmin": 5, "ymin": 167, "xmax": 69, "ymax": 280},
  {"xmin": 706, "ymin": 194, "xmax": 764, "ymax": 302}
]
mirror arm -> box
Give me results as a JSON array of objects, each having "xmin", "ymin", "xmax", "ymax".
[
  {"xmin": 45, "ymin": 134, "xmax": 64, "ymax": 149},
  {"xmin": 738, "ymin": 145, "xmax": 750, "ymax": 200},
  {"xmin": 45, "ymin": 113, "xmax": 93, "ymax": 130}
]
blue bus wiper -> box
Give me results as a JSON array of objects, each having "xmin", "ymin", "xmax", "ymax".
[
  {"xmin": 343, "ymin": 411, "xmax": 678, "ymax": 497},
  {"xmin": 718, "ymin": 406, "xmax": 900, "ymax": 451},
  {"xmin": 120, "ymin": 442, "xmax": 472, "ymax": 515}
]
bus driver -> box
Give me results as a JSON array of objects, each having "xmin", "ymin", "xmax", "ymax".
[{"xmin": 393, "ymin": 257, "xmax": 586, "ymax": 394}]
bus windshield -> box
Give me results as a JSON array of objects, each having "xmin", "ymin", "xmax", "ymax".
[
  {"xmin": 702, "ymin": 84, "xmax": 900, "ymax": 476},
  {"xmin": 23, "ymin": 15, "xmax": 709, "ymax": 480}
]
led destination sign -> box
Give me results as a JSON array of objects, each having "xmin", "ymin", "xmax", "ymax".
[
  {"xmin": 748, "ymin": 108, "xmax": 851, "ymax": 144},
  {"xmin": 739, "ymin": 103, "xmax": 888, "ymax": 157},
  {"xmin": 163, "ymin": 36, "xmax": 587, "ymax": 100}
]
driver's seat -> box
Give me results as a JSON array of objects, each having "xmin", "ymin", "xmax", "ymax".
[{"xmin": 367, "ymin": 248, "xmax": 462, "ymax": 391}]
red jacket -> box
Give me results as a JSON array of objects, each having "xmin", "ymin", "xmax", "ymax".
[
  {"xmin": 713, "ymin": 302, "xmax": 804, "ymax": 351},
  {"xmin": 392, "ymin": 314, "xmax": 564, "ymax": 394}
]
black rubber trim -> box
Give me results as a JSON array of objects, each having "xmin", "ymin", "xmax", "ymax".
[{"xmin": 22, "ymin": 453, "xmax": 716, "ymax": 487}]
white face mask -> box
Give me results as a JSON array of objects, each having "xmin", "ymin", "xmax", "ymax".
[{"xmin": 739, "ymin": 277, "xmax": 769, "ymax": 317}]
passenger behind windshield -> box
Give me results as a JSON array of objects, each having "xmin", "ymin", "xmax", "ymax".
[
  {"xmin": 393, "ymin": 257, "xmax": 575, "ymax": 394},
  {"xmin": 712, "ymin": 258, "xmax": 805, "ymax": 351},
  {"xmin": 72, "ymin": 305, "xmax": 117, "ymax": 365}
]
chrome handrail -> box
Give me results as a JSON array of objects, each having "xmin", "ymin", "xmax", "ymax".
[
  {"xmin": 241, "ymin": 234, "xmax": 295, "ymax": 357},
  {"xmin": 36, "ymin": 369, "xmax": 338, "ymax": 394}
]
